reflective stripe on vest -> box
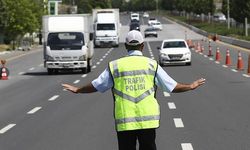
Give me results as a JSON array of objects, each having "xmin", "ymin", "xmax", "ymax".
[
  {"xmin": 116, "ymin": 115, "xmax": 160, "ymax": 124},
  {"xmin": 109, "ymin": 56, "xmax": 159, "ymax": 131},
  {"xmin": 113, "ymin": 87, "xmax": 155, "ymax": 103}
]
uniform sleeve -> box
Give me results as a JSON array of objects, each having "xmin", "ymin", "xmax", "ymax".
[
  {"xmin": 91, "ymin": 68, "xmax": 114, "ymax": 93},
  {"xmin": 155, "ymin": 65, "xmax": 177, "ymax": 92}
]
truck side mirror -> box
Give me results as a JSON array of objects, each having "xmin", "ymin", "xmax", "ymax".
[{"xmin": 89, "ymin": 33, "xmax": 94, "ymax": 41}]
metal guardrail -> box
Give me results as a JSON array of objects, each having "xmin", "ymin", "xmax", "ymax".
[{"xmin": 166, "ymin": 16, "xmax": 250, "ymax": 51}]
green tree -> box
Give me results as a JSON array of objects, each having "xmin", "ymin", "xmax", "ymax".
[
  {"xmin": 2, "ymin": 0, "xmax": 41, "ymax": 47},
  {"xmin": 230, "ymin": 0, "xmax": 250, "ymax": 23}
]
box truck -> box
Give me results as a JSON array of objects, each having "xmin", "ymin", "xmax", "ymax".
[
  {"xmin": 92, "ymin": 9, "xmax": 120, "ymax": 47},
  {"xmin": 42, "ymin": 14, "xmax": 94, "ymax": 74}
]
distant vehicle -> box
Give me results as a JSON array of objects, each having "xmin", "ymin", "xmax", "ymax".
[
  {"xmin": 131, "ymin": 13, "xmax": 140, "ymax": 21},
  {"xmin": 42, "ymin": 14, "xmax": 94, "ymax": 74},
  {"xmin": 151, "ymin": 21, "xmax": 163, "ymax": 30},
  {"xmin": 144, "ymin": 27, "xmax": 158, "ymax": 38},
  {"xmin": 131, "ymin": 19, "xmax": 139, "ymax": 23},
  {"xmin": 143, "ymin": 12, "xmax": 149, "ymax": 18},
  {"xmin": 148, "ymin": 18, "xmax": 157, "ymax": 25},
  {"xmin": 158, "ymin": 39, "xmax": 191, "ymax": 66},
  {"xmin": 130, "ymin": 22, "xmax": 140, "ymax": 31},
  {"xmin": 213, "ymin": 13, "xmax": 226, "ymax": 22},
  {"xmin": 93, "ymin": 9, "xmax": 120, "ymax": 47}
]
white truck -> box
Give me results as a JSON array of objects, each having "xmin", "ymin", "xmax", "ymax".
[
  {"xmin": 92, "ymin": 9, "xmax": 120, "ymax": 47},
  {"xmin": 42, "ymin": 14, "xmax": 94, "ymax": 74}
]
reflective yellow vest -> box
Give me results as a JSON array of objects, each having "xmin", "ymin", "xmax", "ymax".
[{"xmin": 109, "ymin": 56, "xmax": 160, "ymax": 131}]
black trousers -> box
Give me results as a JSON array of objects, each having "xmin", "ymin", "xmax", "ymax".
[{"xmin": 117, "ymin": 128, "xmax": 157, "ymax": 150}]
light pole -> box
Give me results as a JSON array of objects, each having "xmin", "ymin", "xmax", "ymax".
[
  {"xmin": 156, "ymin": 0, "xmax": 159, "ymax": 14},
  {"xmin": 227, "ymin": 0, "xmax": 230, "ymax": 29}
]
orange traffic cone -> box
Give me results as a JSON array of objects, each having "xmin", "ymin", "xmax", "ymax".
[
  {"xmin": 1, "ymin": 67, "xmax": 8, "ymax": 80},
  {"xmin": 237, "ymin": 51, "xmax": 244, "ymax": 70},
  {"xmin": 225, "ymin": 49, "xmax": 231, "ymax": 66},
  {"xmin": 215, "ymin": 47, "xmax": 221, "ymax": 61}
]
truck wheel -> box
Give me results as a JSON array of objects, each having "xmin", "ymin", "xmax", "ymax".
[
  {"xmin": 47, "ymin": 68, "xmax": 53, "ymax": 75},
  {"xmin": 81, "ymin": 68, "xmax": 87, "ymax": 74}
]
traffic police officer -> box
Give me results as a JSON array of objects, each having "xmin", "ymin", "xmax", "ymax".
[{"xmin": 62, "ymin": 30, "xmax": 205, "ymax": 150}]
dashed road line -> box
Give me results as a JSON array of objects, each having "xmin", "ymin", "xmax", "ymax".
[
  {"xmin": 0, "ymin": 124, "xmax": 16, "ymax": 134},
  {"xmin": 18, "ymin": 72, "xmax": 25, "ymax": 75},
  {"xmin": 243, "ymin": 74, "xmax": 250, "ymax": 78},
  {"xmin": 29, "ymin": 67, "xmax": 35, "ymax": 71},
  {"xmin": 27, "ymin": 107, "xmax": 42, "ymax": 114},
  {"xmin": 92, "ymin": 65, "xmax": 97, "ymax": 69},
  {"xmin": 48, "ymin": 95, "xmax": 59, "ymax": 101},
  {"xmin": 174, "ymin": 118, "xmax": 184, "ymax": 128},
  {"xmin": 163, "ymin": 92, "xmax": 171, "ymax": 97},
  {"xmin": 231, "ymin": 69, "xmax": 238, "ymax": 72},
  {"xmin": 81, "ymin": 74, "xmax": 87, "ymax": 78},
  {"xmin": 181, "ymin": 143, "xmax": 194, "ymax": 150},
  {"xmin": 168, "ymin": 102, "xmax": 176, "ymax": 110},
  {"xmin": 74, "ymin": 80, "xmax": 80, "ymax": 84}
]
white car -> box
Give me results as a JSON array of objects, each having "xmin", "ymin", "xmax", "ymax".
[
  {"xmin": 148, "ymin": 18, "xmax": 157, "ymax": 25},
  {"xmin": 131, "ymin": 13, "xmax": 140, "ymax": 21},
  {"xmin": 151, "ymin": 21, "xmax": 162, "ymax": 30},
  {"xmin": 158, "ymin": 39, "xmax": 191, "ymax": 66},
  {"xmin": 143, "ymin": 12, "xmax": 149, "ymax": 18}
]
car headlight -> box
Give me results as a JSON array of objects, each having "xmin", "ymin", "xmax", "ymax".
[
  {"xmin": 184, "ymin": 52, "xmax": 191, "ymax": 56},
  {"xmin": 161, "ymin": 53, "xmax": 168, "ymax": 57},
  {"xmin": 46, "ymin": 55, "xmax": 54, "ymax": 61},
  {"xmin": 79, "ymin": 55, "xmax": 86, "ymax": 61}
]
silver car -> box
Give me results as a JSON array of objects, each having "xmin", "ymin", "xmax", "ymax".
[{"xmin": 144, "ymin": 27, "xmax": 158, "ymax": 38}]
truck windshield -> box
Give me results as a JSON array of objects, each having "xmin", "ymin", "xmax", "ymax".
[
  {"xmin": 47, "ymin": 32, "xmax": 84, "ymax": 50},
  {"xmin": 97, "ymin": 24, "xmax": 115, "ymax": 30}
]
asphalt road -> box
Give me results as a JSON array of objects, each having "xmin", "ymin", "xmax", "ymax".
[{"xmin": 1, "ymin": 13, "xmax": 250, "ymax": 150}]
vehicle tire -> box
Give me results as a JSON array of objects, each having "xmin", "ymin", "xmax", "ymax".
[
  {"xmin": 47, "ymin": 68, "xmax": 54, "ymax": 75},
  {"xmin": 156, "ymin": 35, "xmax": 158, "ymax": 38},
  {"xmin": 159, "ymin": 60, "xmax": 164, "ymax": 67},
  {"xmin": 81, "ymin": 68, "xmax": 87, "ymax": 74},
  {"xmin": 186, "ymin": 62, "xmax": 192, "ymax": 66}
]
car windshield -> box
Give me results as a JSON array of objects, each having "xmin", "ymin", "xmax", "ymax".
[
  {"xmin": 47, "ymin": 32, "xmax": 84, "ymax": 50},
  {"xmin": 97, "ymin": 23, "xmax": 115, "ymax": 30},
  {"xmin": 145, "ymin": 28, "xmax": 156, "ymax": 31},
  {"xmin": 163, "ymin": 41, "xmax": 186, "ymax": 48}
]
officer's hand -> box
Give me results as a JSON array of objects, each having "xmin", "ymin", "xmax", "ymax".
[
  {"xmin": 62, "ymin": 84, "xmax": 79, "ymax": 93},
  {"xmin": 190, "ymin": 78, "xmax": 206, "ymax": 90}
]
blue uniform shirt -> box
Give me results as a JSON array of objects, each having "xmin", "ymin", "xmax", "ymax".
[{"xmin": 92, "ymin": 50, "xmax": 177, "ymax": 93}]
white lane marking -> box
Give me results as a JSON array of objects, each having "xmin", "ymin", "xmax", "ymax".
[
  {"xmin": 231, "ymin": 69, "xmax": 238, "ymax": 72},
  {"xmin": 215, "ymin": 61, "xmax": 220, "ymax": 64},
  {"xmin": 151, "ymin": 57, "xmax": 155, "ymax": 60},
  {"xmin": 0, "ymin": 124, "xmax": 16, "ymax": 134},
  {"xmin": 168, "ymin": 102, "xmax": 176, "ymax": 109},
  {"xmin": 209, "ymin": 58, "xmax": 214, "ymax": 61},
  {"xmin": 204, "ymin": 55, "xmax": 208, "ymax": 58},
  {"xmin": 163, "ymin": 92, "xmax": 171, "ymax": 97},
  {"xmin": 243, "ymin": 74, "xmax": 250, "ymax": 77},
  {"xmin": 222, "ymin": 65, "xmax": 228, "ymax": 68},
  {"xmin": 100, "ymin": 58, "xmax": 103, "ymax": 62},
  {"xmin": 74, "ymin": 80, "xmax": 80, "ymax": 84},
  {"xmin": 103, "ymin": 56, "xmax": 106, "ymax": 59},
  {"xmin": 181, "ymin": 143, "xmax": 194, "ymax": 150},
  {"xmin": 48, "ymin": 95, "xmax": 59, "ymax": 101},
  {"xmin": 27, "ymin": 107, "xmax": 42, "ymax": 114},
  {"xmin": 174, "ymin": 118, "xmax": 184, "ymax": 128},
  {"xmin": 18, "ymin": 72, "xmax": 25, "ymax": 75},
  {"xmin": 96, "ymin": 62, "xmax": 100, "ymax": 65},
  {"xmin": 81, "ymin": 74, "xmax": 87, "ymax": 78},
  {"xmin": 92, "ymin": 65, "xmax": 97, "ymax": 69},
  {"xmin": 29, "ymin": 67, "xmax": 35, "ymax": 71}
]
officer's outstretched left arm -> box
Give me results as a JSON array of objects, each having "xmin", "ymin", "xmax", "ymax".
[
  {"xmin": 172, "ymin": 78, "xmax": 205, "ymax": 93},
  {"xmin": 62, "ymin": 83, "xmax": 97, "ymax": 93}
]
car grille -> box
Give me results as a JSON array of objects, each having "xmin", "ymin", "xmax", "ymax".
[{"xmin": 168, "ymin": 54, "xmax": 183, "ymax": 60}]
